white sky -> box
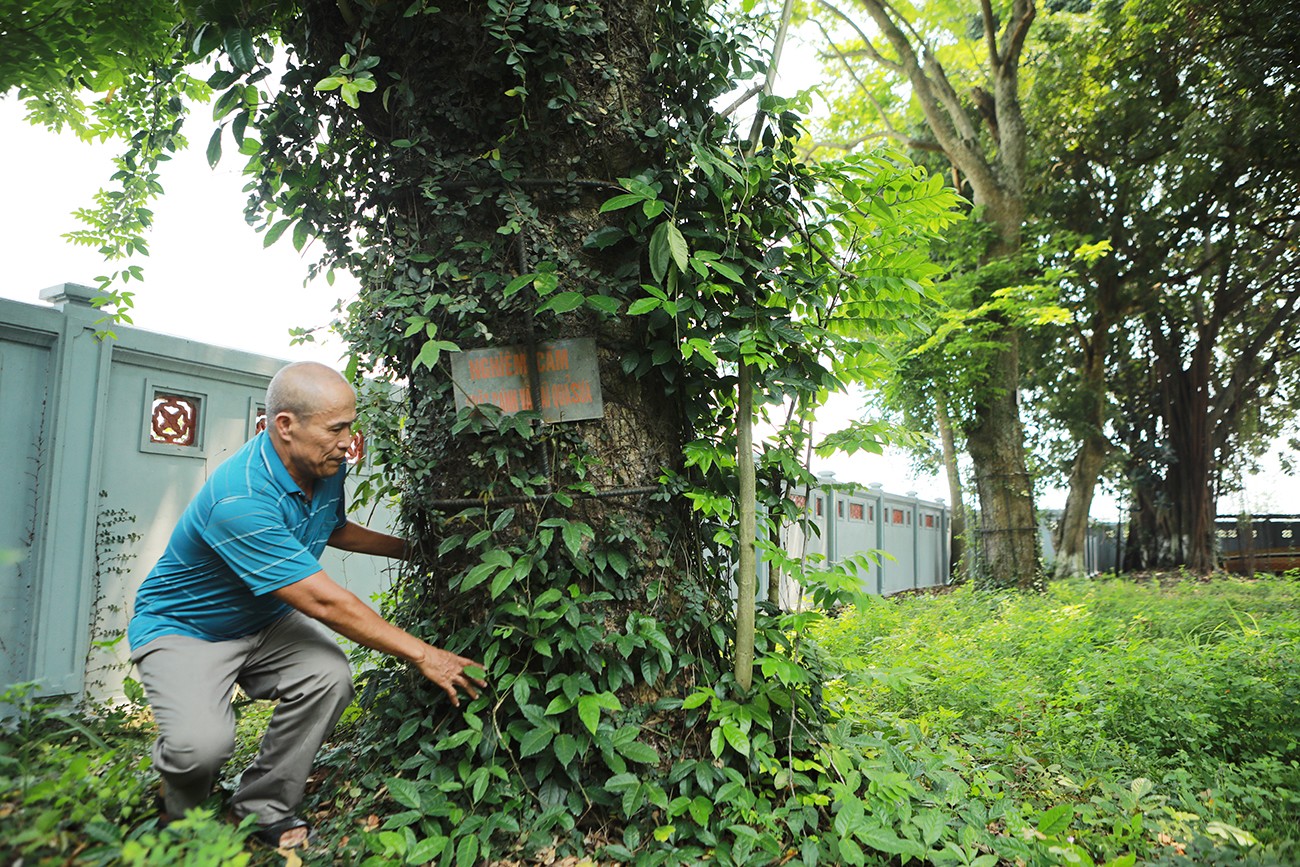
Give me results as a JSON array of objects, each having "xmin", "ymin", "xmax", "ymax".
[{"xmin": 2, "ymin": 95, "xmax": 1294, "ymax": 516}]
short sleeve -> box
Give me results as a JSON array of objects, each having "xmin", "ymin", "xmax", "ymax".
[
  {"xmin": 200, "ymin": 497, "xmax": 325, "ymax": 595},
  {"xmin": 334, "ymin": 483, "xmax": 348, "ymax": 533}
]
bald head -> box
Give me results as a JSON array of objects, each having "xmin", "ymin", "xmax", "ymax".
[{"xmin": 266, "ymin": 362, "xmax": 354, "ymax": 421}]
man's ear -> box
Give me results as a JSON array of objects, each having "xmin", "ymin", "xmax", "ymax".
[{"xmin": 272, "ymin": 411, "xmax": 296, "ymax": 439}]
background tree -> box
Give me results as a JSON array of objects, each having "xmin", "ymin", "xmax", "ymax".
[
  {"xmin": 1031, "ymin": 0, "xmax": 1300, "ymax": 572},
  {"xmin": 807, "ymin": 0, "xmax": 1042, "ymax": 589}
]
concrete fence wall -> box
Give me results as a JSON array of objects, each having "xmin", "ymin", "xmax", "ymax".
[
  {"xmin": 768, "ymin": 473, "xmax": 950, "ymax": 604},
  {"xmin": 1, "ymin": 285, "xmax": 399, "ymax": 702}
]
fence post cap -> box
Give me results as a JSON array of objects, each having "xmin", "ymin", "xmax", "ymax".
[{"xmin": 39, "ymin": 283, "xmax": 99, "ymax": 309}]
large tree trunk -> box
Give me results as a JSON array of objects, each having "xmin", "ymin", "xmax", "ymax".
[
  {"xmin": 258, "ymin": 0, "xmax": 727, "ymax": 837},
  {"xmin": 963, "ymin": 327, "xmax": 1040, "ymax": 588}
]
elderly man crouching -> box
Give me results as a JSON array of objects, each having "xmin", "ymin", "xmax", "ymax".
[{"xmin": 128, "ymin": 361, "xmax": 484, "ymax": 849}]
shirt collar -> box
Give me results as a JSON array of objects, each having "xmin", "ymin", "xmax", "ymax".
[{"xmin": 257, "ymin": 431, "xmax": 308, "ymax": 499}]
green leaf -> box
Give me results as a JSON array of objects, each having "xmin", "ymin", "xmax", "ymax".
[
  {"xmin": 224, "ymin": 28, "xmax": 256, "ymax": 72},
  {"xmin": 292, "ymin": 218, "xmax": 309, "ymax": 251},
  {"xmin": 687, "ymin": 795, "xmax": 713, "ymax": 825},
  {"xmin": 407, "ymin": 836, "xmax": 447, "ymax": 864},
  {"xmin": 600, "ymin": 193, "xmax": 644, "ymax": 212},
  {"xmin": 577, "ymin": 694, "xmax": 603, "ymax": 734},
  {"xmin": 583, "ymin": 226, "xmax": 626, "ymax": 249},
  {"xmin": 615, "ymin": 739, "xmax": 660, "ymax": 764},
  {"xmin": 533, "ymin": 272, "xmax": 559, "ymax": 295},
  {"xmin": 665, "ymin": 223, "xmax": 689, "ymax": 274},
  {"xmin": 455, "ymin": 835, "xmax": 479, "ymax": 867},
  {"xmin": 263, "ymin": 218, "xmax": 293, "ymax": 248},
  {"xmin": 562, "ymin": 521, "xmax": 592, "ymax": 558},
  {"xmin": 518, "ymin": 727, "xmax": 553, "ymax": 757},
  {"xmin": 575, "ymin": 692, "xmax": 620, "ymax": 735},
  {"xmin": 708, "ymin": 260, "xmax": 744, "ymax": 283},
  {"xmin": 649, "ymin": 222, "xmax": 671, "ymax": 283},
  {"xmin": 721, "ymin": 722, "xmax": 750, "ymax": 757},
  {"xmin": 415, "ymin": 339, "xmax": 443, "ymax": 370},
  {"xmin": 460, "ymin": 561, "xmax": 496, "ymax": 591},
  {"xmin": 205, "ymin": 127, "xmax": 222, "ymax": 168},
  {"xmin": 314, "ymin": 75, "xmax": 347, "ymax": 92},
  {"xmin": 386, "ymin": 777, "xmax": 422, "ymax": 810},
  {"xmin": 627, "ymin": 297, "xmax": 661, "ymax": 315},
  {"xmin": 1037, "ymin": 803, "xmax": 1073, "ymax": 837},
  {"xmin": 554, "ymin": 733, "xmax": 579, "ymax": 766},
  {"xmin": 538, "ymin": 291, "xmax": 585, "ymax": 314},
  {"xmin": 503, "ymin": 274, "xmax": 534, "ymax": 298},
  {"xmin": 543, "ymin": 695, "xmax": 572, "ymax": 715},
  {"xmin": 489, "ymin": 566, "xmax": 517, "ymax": 599},
  {"xmin": 681, "ymin": 690, "xmax": 711, "ymax": 710},
  {"xmin": 584, "ymin": 295, "xmax": 622, "ymax": 314}
]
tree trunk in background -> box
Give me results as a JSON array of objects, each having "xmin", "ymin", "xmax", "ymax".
[
  {"xmin": 1052, "ymin": 302, "xmax": 1114, "ymax": 578},
  {"xmin": 963, "ymin": 324, "xmax": 1039, "ymax": 587},
  {"xmin": 934, "ymin": 390, "xmax": 968, "ymax": 580}
]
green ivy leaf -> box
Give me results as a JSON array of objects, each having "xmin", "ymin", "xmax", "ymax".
[
  {"xmin": 600, "ymin": 193, "xmax": 644, "ymax": 212},
  {"xmin": 538, "ymin": 291, "xmax": 585, "ymax": 314},
  {"xmin": 665, "ymin": 223, "xmax": 689, "ymax": 274},
  {"xmin": 518, "ymin": 727, "xmax": 553, "ymax": 757},
  {"xmin": 648, "ymin": 222, "xmax": 671, "ymax": 283},
  {"xmin": 554, "ymin": 733, "xmax": 578, "ymax": 766},
  {"xmin": 385, "ymin": 776, "xmax": 422, "ymax": 810},
  {"xmin": 627, "ymin": 297, "xmax": 662, "ymax": 315}
]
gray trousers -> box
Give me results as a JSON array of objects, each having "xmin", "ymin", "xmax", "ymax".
[{"xmin": 131, "ymin": 611, "xmax": 355, "ymax": 825}]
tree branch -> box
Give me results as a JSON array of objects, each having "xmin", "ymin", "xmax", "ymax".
[
  {"xmin": 979, "ymin": 0, "xmax": 1001, "ymax": 71},
  {"xmin": 816, "ymin": 0, "xmax": 902, "ymax": 72},
  {"xmin": 816, "ymin": 22, "xmax": 938, "ymax": 154}
]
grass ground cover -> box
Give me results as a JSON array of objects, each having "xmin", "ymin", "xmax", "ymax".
[
  {"xmin": 808, "ymin": 575, "xmax": 1300, "ymax": 865},
  {"xmin": 1, "ymin": 574, "xmax": 1296, "ymax": 865}
]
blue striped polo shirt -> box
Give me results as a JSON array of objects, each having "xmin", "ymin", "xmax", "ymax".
[{"xmin": 128, "ymin": 431, "xmax": 348, "ymax": 651}]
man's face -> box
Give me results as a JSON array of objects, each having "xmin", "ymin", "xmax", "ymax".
[{"xmin": 282, "ymin": 387, "xmax": 357, "ymax": 483}]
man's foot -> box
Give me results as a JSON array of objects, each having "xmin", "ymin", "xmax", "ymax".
[
  {"xmin": 250, "ymin": 815, "xmax": 312, "ymax": 849},
  {"xmin": 153, "ymin": 781, "xmax": 172, "ymax": 827}
]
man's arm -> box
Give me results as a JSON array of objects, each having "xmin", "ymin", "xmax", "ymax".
[
  {"xmin": 272, "ymin": 571, "xmax": 485, "ymax": 706},
  {"xmin": 327, "ymin": 520, "xmax": 408, "ymax": 559}
]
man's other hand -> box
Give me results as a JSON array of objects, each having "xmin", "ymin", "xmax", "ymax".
[{"xmin": 416, "ymin": 647, "xmax": 487, "ymax": 706}]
